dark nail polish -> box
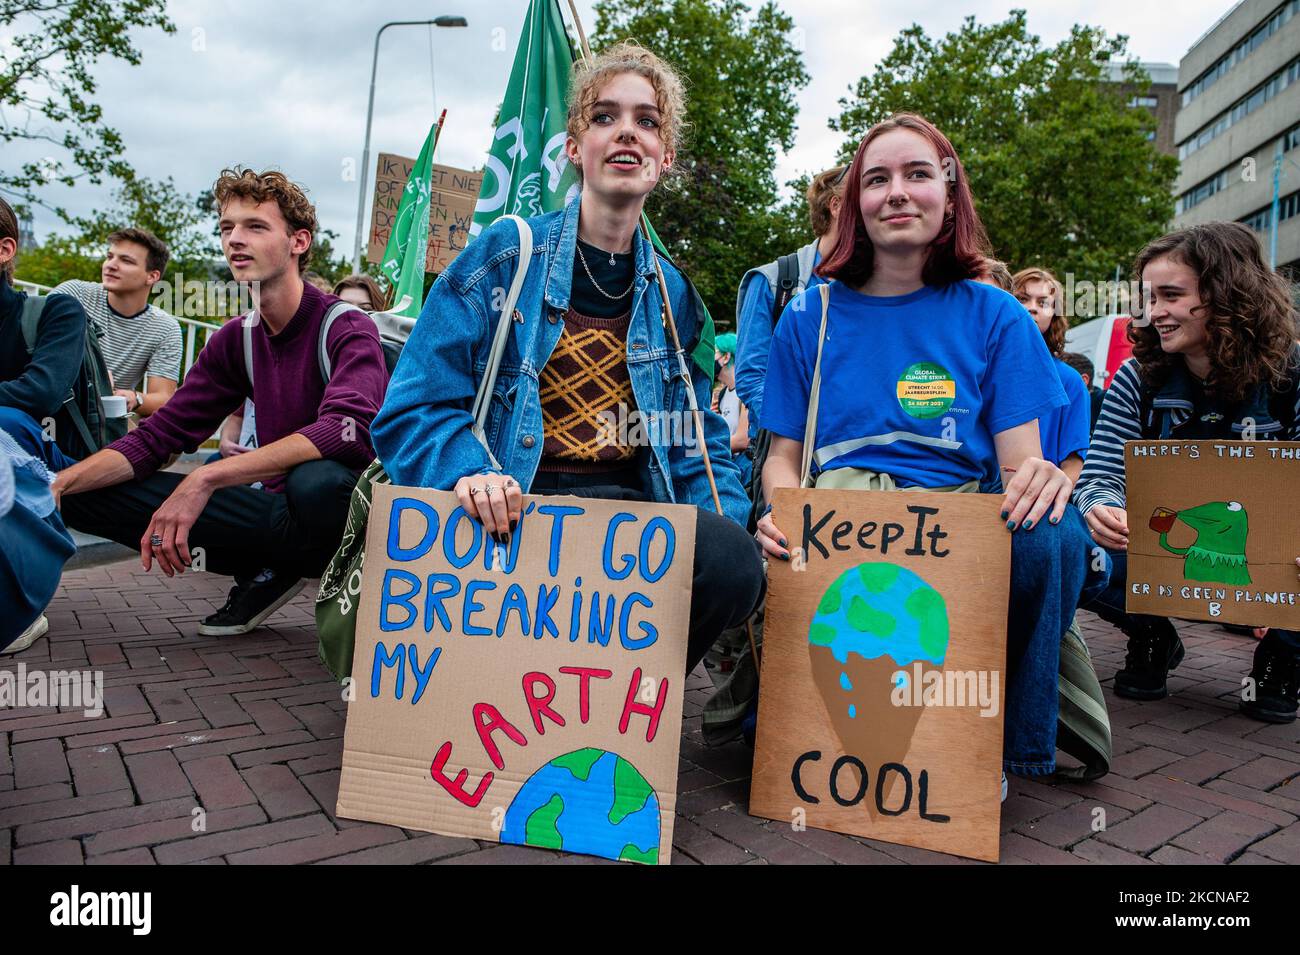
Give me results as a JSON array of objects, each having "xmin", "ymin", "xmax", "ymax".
[
  {"xmin": 1050, "ymin": 516, "xmax": 1060, "ymax": 525},
  {"xmin": 509, "ymin": 519, "xmax": 518, "ymax": 532},
  {"xmin": 779, "ymin": 539, "xmax": 787, "ymax": 548},
  {"xmin": 502, "ymin": 532, "xmax": 511, "ymax": 548},
  {"xmin": 1000, "ymin": 511, "xmax": 1008, "ymax": 520},
  {"xmin": 1006, "ymin": 520, "xmax": 1016, "ymax": 531},
  {"xmin": 779, "ymin": 553, "xmax": 789, "ymax": 561},
  {"xmin": 490, "ymin": 532, "xmax": 501, "ymax": 545},
  {"xmin": 1023, "ymin": 519, "xmax": 1034, "ymax": 530}
]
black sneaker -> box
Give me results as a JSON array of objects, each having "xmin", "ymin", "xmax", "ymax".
[
  {"xmin": 198, "ymin": 571, "xmax": 306, "ymax": 636},
  {"xmin": 1241, "ymin": 635, "xmax": 1299, "ymax": 724},
  {"xmin": 1113, "ymin": 617, "xmax": 1185, "ymax": 700}
]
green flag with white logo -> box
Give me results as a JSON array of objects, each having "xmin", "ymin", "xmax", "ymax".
[
  {"xmin": 471, "ymin": 0, "xmax": 578, "ymax": 234},
  {"xmin": 380, "ymin": 120, "xmax": 441, "ymax": 318}
]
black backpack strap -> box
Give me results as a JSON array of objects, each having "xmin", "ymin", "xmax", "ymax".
[
  {"xmin": 770, "ymin": 252, "xmax": 800, "ymax": 328},
  {"xmin": 19, "ymin": 294, "xmax": 45, "ymax": 353}
]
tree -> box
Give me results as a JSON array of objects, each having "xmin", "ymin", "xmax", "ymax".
[
  {"xmin": 10, "ymin": 234, "xmax": 101, "ymax": 288},
  {"xmin": 0, "ymin": 0, "xmax": 175, "ymax": 217},
  {"xmin": 73, "ymin": 176, "xmax": 221, "ymax": 280},
  {"xmin": 592, "ymin": 0, "xmax": 809, "ymax": 328},
  {"xmin": 831, "ymin": 10, "xmax": 1178, "ymax": 293}
]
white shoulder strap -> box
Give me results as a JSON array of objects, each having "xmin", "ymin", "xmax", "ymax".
[
  {"xmin": 241, "ymin": 312, "xmax": 258, "ymax": 389},
  {"xmin": 470, "ymin": 215, "xmax": 533, "ymax": 468},
  {"xmin": 317, "ymin": 301, "xmax": 357, "ymax": 384},
  {"xmin": 800, "ymin": 283, "xmax": 832, "ymax": 488}
]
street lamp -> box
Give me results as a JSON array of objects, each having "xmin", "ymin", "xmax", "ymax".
[{"xmin": 353, "ymin": 16, "xmax": 468, "ymax": 272}]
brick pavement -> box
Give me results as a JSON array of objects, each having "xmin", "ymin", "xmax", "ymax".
[{"xmin": 2, "ymin": 559, "xmax": 1296, "ymax": 865}]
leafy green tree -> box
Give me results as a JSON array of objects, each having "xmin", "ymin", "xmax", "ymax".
[
  {"xmin": 1, "ymin": 0, "xmax": 175, "ymax": 217},
  {"xmin": 72, "ymin": 176, "xmax": 221, "ymax": 280},
  {"xmin": 832, "ymin": 10, "xmax": 1178, "ymax": 290},
  {"xmin": 592, "ymin": 0, "xmax": 810, "ymax": 328},
  {"xmin": 11, "ymin": 234, "xmax": 101, "ymax": 288}
]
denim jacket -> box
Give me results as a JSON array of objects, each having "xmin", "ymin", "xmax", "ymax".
[{"xmin": 372, "ymin": 195, "xmax": 751, "ymax": 528}]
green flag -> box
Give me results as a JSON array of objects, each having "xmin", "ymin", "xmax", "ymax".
[
  {"xmin": 472, "ymin": 0, "xmax": 714, "ymax": 378},
  {"xmin": 471, "ymin": 0, "xmax": 578, "ymax": 234},
  {"xmin": 380, "ymin": 121, "xmax": 441, "ymax": 318}
]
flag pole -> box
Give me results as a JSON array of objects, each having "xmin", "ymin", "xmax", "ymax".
[{"xmin": 563, "ymin": 0, "xmax": 594, "ymax": 63}]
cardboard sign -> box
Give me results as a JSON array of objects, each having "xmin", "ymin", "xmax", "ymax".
[
  {"xmin": 750, "ymin": 488, "xmax": 1010, "ymax": 863},
  {"xmin": 336, "ymin": 486, "xmax": 696, "ymax": 865},
  {"xmin": 366, "ymin": 153, "xmax": 483, "ymax": 273},
  {"xmin": 1125, "ymin": 440, "xmax": 1300, "ymax": 629}
]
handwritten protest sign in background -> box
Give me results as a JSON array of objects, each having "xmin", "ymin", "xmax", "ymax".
[
  {"xmin": 366, "ymin": 153, "xmax": 483, "ymax": 273},
  {"xmin": 336, "ymin": 486, "xmax": 696, "ymax": 865},
  {"xmin": 750, "ymin": 488, "xmax": 1010, "ymax": 863},
  {"xmin": 1126, "ymin": 440, "xmax": 1300, "ymax": 630}
]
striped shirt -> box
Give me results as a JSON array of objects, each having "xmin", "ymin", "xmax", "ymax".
[
  {"xmin": 49, "ymin": 280, "xmax": 182, "ymax": 391},
  {"xmin": 1073, "ymin": 357, "xmax": 1300, "ymax": 515}
]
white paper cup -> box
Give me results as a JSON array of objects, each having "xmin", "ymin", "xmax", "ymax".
[{"xmin": 100, "ymin": 395, "xmax": 129, "ymax": 418}]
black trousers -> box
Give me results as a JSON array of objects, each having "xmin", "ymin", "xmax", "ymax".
[
  {"xmin": 530, "ymin": 467, "xmax": 766, "ymax": 674},
  {"xmin": 61, "ymin": 460, "xmax": 361, "ymax": 582}
]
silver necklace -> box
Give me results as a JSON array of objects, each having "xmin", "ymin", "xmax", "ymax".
[{"xmin": 576, "ymin": 242, "xmax": 633, "ymax": 300}]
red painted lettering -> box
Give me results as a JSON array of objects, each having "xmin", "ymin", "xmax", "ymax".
[
  {"xmin": 618, "ymin": 668, "xmax": 668, "ymax": 743},
  {"xmin": 473, "ymin": 702, "xmax": 527, "ymax": 770},
  {"xmin": 522, "ymin": 672, "xmax": 566, "ymax": 735},
  {"xmin": 430, "ymin": 740, "xmax": 492, "ymax": 807},
  {"xmin": 558, "ymin": 666, "xmax": 613, "ymax": 724}
]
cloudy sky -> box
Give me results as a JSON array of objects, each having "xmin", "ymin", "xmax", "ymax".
[{"xmin": 6, "ymin": 0, "xmax": 1232, "ymax": 258}]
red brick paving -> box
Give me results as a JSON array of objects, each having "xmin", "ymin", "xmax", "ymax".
[{"xmin": 1, "ymin": 559, "xmax": 1296, "ymax": 865}]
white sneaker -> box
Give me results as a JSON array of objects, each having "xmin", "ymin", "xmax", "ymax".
[
  {"xmin": 4, "ymin": 614, "xmax": 49, "ymax": 654},
  {"xmin": 1001, "ymin": 771, "xmax": 1008, "ymax": 803}
]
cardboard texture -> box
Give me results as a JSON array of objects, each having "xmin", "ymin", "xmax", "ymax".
[
  {"xmin": 750, "ymin": 488, "xmax": 1010, "ymax": 863},
  {"xmin": 336, "ymin": 486, "xmax": 696, "ymax": 865},
  {"xmin": 1125, "ymin": 440, "xmax": 1300, "ymax": 630},
  {"xmin": 366, "ymin": 153, "xmax": 483, "ymax": 273}
]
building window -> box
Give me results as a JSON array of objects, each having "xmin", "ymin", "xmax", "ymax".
[
  {"xmin": 1240, "ymin": 189, "xmax": 1300, "ymax": 233},
  {"xmin": 1181, "ymin": 0, "xmax": 1299, "ymax": 106},
  {"xmin": 1178, "ymin": 53, "xmax": 1300, "ymax": 159},
  {"xmin": 1129, "ymin": 95, "xmax": 1159, "ymax": 108}
]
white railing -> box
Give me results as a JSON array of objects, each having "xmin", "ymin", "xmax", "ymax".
[{"xmin": 13, "ymin": 276, "xmax": 223, "ymax": 381}]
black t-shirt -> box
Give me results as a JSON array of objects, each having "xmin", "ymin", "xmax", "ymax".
[{"xmin": 571, "ymin": 239, "xmax": 635, "ymax": 319}]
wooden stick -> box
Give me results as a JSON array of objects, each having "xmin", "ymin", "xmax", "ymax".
[{"xmin": 563, "ymin": 0, "xmax": 594, "ymax": 63}]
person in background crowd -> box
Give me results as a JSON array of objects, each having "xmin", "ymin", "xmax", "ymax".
[
  {"xmin": 734, "ymin": 164, "xmax": 846, "ymax": 436},
  {"xmin": 333, "ymin": 274, "xmax": 390, "ymax": 312},
  {"xmin": 303, "ymin": 271, "xmax": 333, "ymax": 293},
  {"xmin": 0, "ymin": 197, "xmax": 93, "ymax": 466},
  {"xmin": 1075, "ymin": 222, "xmax": 1300, "ymax": 721},
  {"xmin": 756, "ymin": 113, "xmax": 1107, "ymax": 786},
  {"xmin": 712, "ymin": 331, "xmax": 751, "ymax": 486},
  {"xmin": 52, "ymin": 228, "xmax": 182, "ymax": 419},
  {"xmin": 53, "ymin": 168, "xmax": 388, "ymax": 637},
  {"xmin": 372, "ymin": 42, "xmax": 763, "ymax": 678},
  {"xmin": 976, "ymin": 257, "xmax": 1013, "ymax": 292},
  {"xmin": 1, "ymin": 428, "xmax": 75, "ymax": 654},
  {"xmin": 1013, "ymin": 267, "xmax": 1090, "ymax": 483},
  {"xmin": 1061, "ymin": 350, "xmax": 1104, "ymax": 433}
]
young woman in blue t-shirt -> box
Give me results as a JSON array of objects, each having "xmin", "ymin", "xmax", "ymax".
[
  {"xmin": 756, "ymin": 113, "xmax": 1107, "ymax": 779},
  {"xmin": 1013, "ymin": 267, "xmax": 1092, "ymax": 480}
]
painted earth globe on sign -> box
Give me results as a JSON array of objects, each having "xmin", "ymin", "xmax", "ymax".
[
  {"xmin": 501, "ymin": 747, "xmax": 660, "ymax": 864},
  {"xmin": 808, "ymin": 561, "xmax": 949, "ymax": 719}
]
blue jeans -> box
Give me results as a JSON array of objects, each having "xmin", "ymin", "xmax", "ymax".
[
  {"xmin": 1083, "ymin": 548, "xmax": 1299, "ymax": 651},
  {"xmin": 0, "ymin": 406, "xmax": 79, "ymax": 472},
  {"xmin": 1004, "ymin": 505, "xmax": 1110, "ymax": 776}
]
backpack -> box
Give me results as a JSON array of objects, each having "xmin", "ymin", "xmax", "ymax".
[
  {"xmin": 745, "ymin": 251, "xmax": 803, "ymax": 532},
  {"xmin": 241, "ymin": 300, "xmax": 406, "ymax": 388},
  {"xmin": 19, "ymin": 294, "xmax": 126, "ymax": 457}
]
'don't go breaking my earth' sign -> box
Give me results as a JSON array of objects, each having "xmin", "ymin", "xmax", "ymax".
[
  {"xmin": 336, "ymin": 486, "xmax": 696, "ymax": 864},
  {"xmin": 1125, "ymin": 440, "xmax": 1300, "ymax": 630},
  {"xmin": 750, "ymin": 488, "xmax": 1010, "ymax": 863}
]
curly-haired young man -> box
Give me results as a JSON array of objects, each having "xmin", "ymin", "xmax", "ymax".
[{"xmin": 55, "ymin": 169, "xmax": 389, "ymax": 636}]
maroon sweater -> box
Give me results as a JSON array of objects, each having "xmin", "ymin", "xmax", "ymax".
[{"xmin": 110, "ymin": 282, "xmax": 388, "ymax": 492}]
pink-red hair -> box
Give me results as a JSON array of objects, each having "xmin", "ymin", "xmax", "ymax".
[{"xmin": 817, "ymin": 113, "xmax": 989, "ymax": 288}]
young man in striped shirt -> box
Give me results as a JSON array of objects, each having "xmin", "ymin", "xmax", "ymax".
[{"xmin": 52, "ymin": 229, "xmax": 182, "ymax": 420}]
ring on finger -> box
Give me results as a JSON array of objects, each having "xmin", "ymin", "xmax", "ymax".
[
  {"xmin": 150, "ymin": 534, "xmax": 164, "ymax": 547},
  {"xmin": 504, "ymin": 479, "xmax": 517, "ymax": 489},
  {"xmin": 469, "ymin": 486, "xmax": 481, "ymax": 496},
  {"xmin": 484, "ymin": 484, "xmax": 497, "ymax": 495}
]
